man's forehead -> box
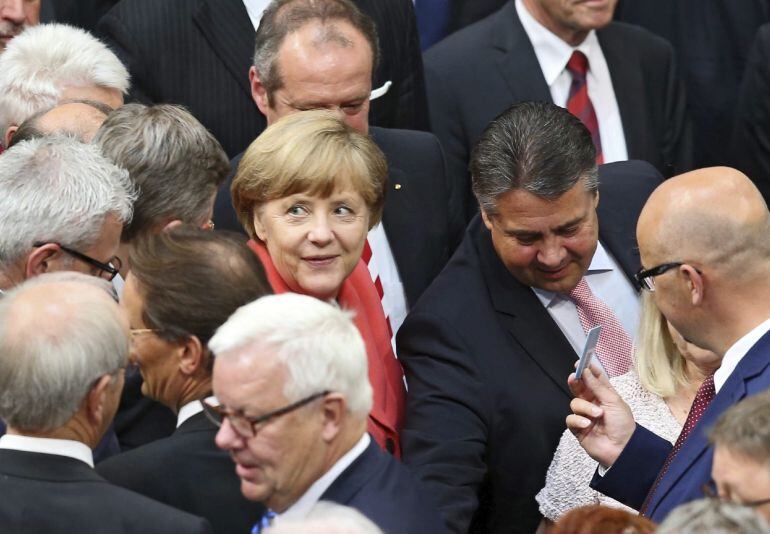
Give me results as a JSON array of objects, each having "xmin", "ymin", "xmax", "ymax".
[{"xmin": 214, "ymin": 344, "xmax": 286, "ymax": 403}]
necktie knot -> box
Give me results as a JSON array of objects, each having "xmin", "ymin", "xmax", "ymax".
[
  {"xmin": 567, "ymin": 50, "xmax": 589, "ymax": 79},
  {"xmin": 568, "ymin": 277, "xmax": 592, "ymax": 305}
]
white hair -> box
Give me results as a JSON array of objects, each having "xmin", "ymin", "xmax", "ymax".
[
  {"xmin": 0, "ymin": 272, "xmax": 128, "ymax": 431},
  {"xmin": 209, "ymin": 293, "xmax": 373, "ymax": 418},
  {"xmin": 0, "ymin": 135, "xmax": 137, "ymax": 270},
  {"xmin": 0, "ymin": 23, "xmax": 130, "ymax": 138},
  {"xmin": 657, "ymin": 498, "xmax": 770, "ymax": 534},
  {"xmin": 265, "ymin": 502, "xmax": 384, "ymax": 534}
]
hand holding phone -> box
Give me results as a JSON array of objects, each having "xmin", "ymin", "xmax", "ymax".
[{"xmin": 575, "ymin": 325, "xmax": 602, "ymax": 380}]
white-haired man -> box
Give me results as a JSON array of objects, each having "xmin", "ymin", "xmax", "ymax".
[
  {"xmin": 206, "ymin": 293, "xmax": 446, "ymax": 534},
  {"xmin": 0, "ymin": 135, "xmax": 135, "ymax": 292},
  {"xmin": 0, "ymin": 0, "xmax": 40, "ymax": 54},
  {"xmin": 0, "ymin": 272, "xmax": 212, "ymax": 533},
  {"xmin": 0, "ymin": 23, "xmax": 129, "ymax": 148}
]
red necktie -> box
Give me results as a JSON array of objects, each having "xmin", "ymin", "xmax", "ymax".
[
  {"xmin": 566, "ymin": 51, "xmax": 603, "ymax": 164},
  {"xmin": 362, "ymin": 240, "xmax": 393, "ymax": 339},
  {"xmin": 568, "ymin": 277, "xmax": 633, "ymax": 377},
  {"xmin": 640, "ymin": 374, "xmax": 716, "ymax": 515}
]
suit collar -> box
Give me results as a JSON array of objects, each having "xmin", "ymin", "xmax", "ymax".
[
  {"xmin": 193, "ymin": 0, "xmax": 255, "ymax": 99},
  {"xmin": 176, "ymin": 410, "xmax": 218, "ymax": 434},
  {"xmin": 649, "ymin": 328, "xmax": 770, "ymax": 513},
  {"xmin": 492, "ymin": 1, "xmax": 552, "ymax": 103},
  {"xmin": 470, "ymin": 217, "xmax": 576, "ymax": 397},
  {"xmin": 320, "ymin": 437, "xmax": 383, "ymax": 505},
  {"xmin": 0, "ymin": 449, "xmax": 104, "ymax": 483}
]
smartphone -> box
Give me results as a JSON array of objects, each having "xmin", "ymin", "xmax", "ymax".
[{"xmin": 575, "ymin": 325, "xmax": 602, "ymax": 380}]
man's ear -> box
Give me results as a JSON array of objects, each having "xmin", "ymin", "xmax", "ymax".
[
  {"xmin": 593, "ymin": 190, "xmax": 600, "ymax": 209},
  {"xmin": 320, "ymin": 393, "xmax": 346, "ymax": 442},
  {"xmin": 249, "ymin": 66, "xmax": 270, "ymax": 116},
  {"xmin": 25, "ymin": 244, "xmax": 61, "ymax": 278},
  {"xmin": 178, "ymin": 335, "xmax": 206, "ymax": 376},
  {"xmin": 85, "ymin": 374, "xmax": 114, "ymax": 427},
  {"xmin": 681, "ymin": 264, "xmax": 704, "ymax": 306},
  {"xmin": 481, "ymin": 209, "xmax": 494, "ymax": 232},
  {"xmin": 4, "ymin": 125, "xmax": 18, "ymax": 148}
]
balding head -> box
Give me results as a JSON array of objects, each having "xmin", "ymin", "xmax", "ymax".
[
  {"xmin": 638, "ymin": 167, "xmax": 770, "ymax": 279},
  {"xmin": 637, "ymin": 167, "xmax": 770, "ymax": 353},
  {"xmin": 7, "ymin": 100, "xmax": 110, "ymax": 147},
  {"xmin": 0, "ymin": 272, "xmax": 127, "ymax": 439}
]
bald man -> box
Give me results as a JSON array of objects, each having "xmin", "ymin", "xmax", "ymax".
[
  {"xmin": 566, "ymin": 167, "xmax": 770, "ymax": 521},
  {"xmin": 6, "ymin": 99, "xmax": 111, "ymax": 147}
]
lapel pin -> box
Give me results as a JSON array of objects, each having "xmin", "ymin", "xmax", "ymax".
[{"xmin": 394, "ymin": 184, "xmax": 402, "ymax": 190}]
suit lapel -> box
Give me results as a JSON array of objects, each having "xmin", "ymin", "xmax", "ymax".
[
  {"xmin": 598, "ymin": 27, "xmax": 647, "ymax": 163},
  {"xmin": 473, "ymin": 219, "xmax": 575, "ymax": 397},
  {"xmin": 493, "ymin": 2, "xmax": 552, "ymax": 103},
  {"xmin": 649, "ymin": 330, "xmax": 770, "ymax": 513},
  {"xmin": 193, "ymin": 0, "xmax": 255, "ymax": 99},
  {"xmin": 320, "ymin": 440, "xmax": 379, "ymax": 504}
]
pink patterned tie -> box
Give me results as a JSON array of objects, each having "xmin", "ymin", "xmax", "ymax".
[
  {"xmin": 640, "ymin": 374, "xmax": 716, "ymax": 515},
  {"xmin": 568, "ymin": 277, "xmax": 633, "ymax": 377},
  {"xmin": 566, "ymin": 51, "xmax": 603, "ymax": 164}
]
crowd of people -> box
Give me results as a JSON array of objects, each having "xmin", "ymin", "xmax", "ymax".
[{"xmin": 1, "ymin": 0, "xmax": 770, "ymax": 533}]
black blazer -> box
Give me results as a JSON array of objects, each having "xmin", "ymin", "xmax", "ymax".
[
  {"xmin": 423, "ymin": 0, "xmax": 691, "ymax": 220},
  {"xmin": 96, "ymin": 0, "xmax": 429, "ymax": 158},
  {"xmin": 97, "ymin": 412, "xmax": 264, "ymax": 534},
  {"xmin": 213, "ymin": 126, "xmax": 463, "ymax": 307},
  {"xmin": 398, "ymin": 161, "xmax": 662, "ymax": 533},
  {"xmin": 0, "ymin": 449, "xmax": 212, "ymax": 534},
  {"xmin": 320, "ymin": 438, "xmax": 448, "ymax": 533}
]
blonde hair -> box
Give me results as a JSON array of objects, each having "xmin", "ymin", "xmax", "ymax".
[
  {"xmin": 231, "ymin": 109, "xmax": 387, "ymax": 239},
  {"xmin": 634, "ymin": 293, "xmax": 689, "ymax": 397}
]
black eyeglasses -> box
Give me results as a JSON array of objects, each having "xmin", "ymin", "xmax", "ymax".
[
  {"xmin": 33, "ymin": 242, "xmax": 122, "ymax": 281},
  {"xmin": 634, "ymin": 262, "xmax": 685, "ymax": 292},
  {"xmin": 201, "ymin": 390, "xmax": 330, "ymax": 438},
  {"xmin": 703, "ymin": 482, "xmax": 770, "ymax": 508}
]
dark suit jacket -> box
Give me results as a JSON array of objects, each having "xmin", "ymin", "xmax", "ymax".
[
  {"xmin": 733, "ymin": 23, "xmax": 770, "ymax": 202},
  {"xmin": 321, "ymin": 438, "xmax": 447, "ymax": 533},
  {"xmin": 213, "ymin": 126, "xmax": 462, "ymax": 307},
  {"xmin": 43, "ymin": 0, "xmax": 119, "ymax": 30},
  {"xmin": 0, "ymin": 449, "xmax": 212, "ymax": 533},
  {"xmin": 97, "ymin": 411, "xmax": 263, "ymax": 534},
  {"xmin": 398, "ymin": 160, "xmax": 662, "ymax": 533},
  {"xmin": 424, "ymin": 1, "xmax": 691, "ymax": 220},
  {"xmin": 96, "ymin": 0, "xmax": 428, "ymax": 158},
  {"xmin": 592, "ymin": 328, "xmax": 770, "ymax": 522}
]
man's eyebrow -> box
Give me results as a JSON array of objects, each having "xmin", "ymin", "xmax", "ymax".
[
  {"xmin": 503, "ymin": 228, "xmax": 541, "ymax": 239},
  {"xmin": 555, "ymin": 214, "xmax": 586, "ymax": 231}
]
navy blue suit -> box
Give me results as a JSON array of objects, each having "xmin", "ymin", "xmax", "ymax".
[
  {"xmin": 592, "ymin": 327, "xmax": 770, "ymax": 521},
  {"xmin": 321, "ymin": 438, "xmax": 447, "ymax": 534}
]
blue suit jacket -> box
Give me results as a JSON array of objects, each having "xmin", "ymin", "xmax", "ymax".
[
  {"xmin": 592, "ymin": 327, "xmax": 770, "ymax": 521},
  {"xmin": 321, "ymin": 438, "xmax": 448, "ymax": 534}
]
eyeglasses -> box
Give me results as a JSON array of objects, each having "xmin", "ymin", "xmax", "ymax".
[
  {"xmin": 634, "ymin": 262, "xmax": 685, "ymax": 292},
  {"xmin": 201, "ymin": 390, "xmax": 330, "ymax": 438},
  {"xmin": 703, "ymin": 482, "xmax": 770, "ymax": 508},
  {"xmin": 33, "ymin": 242, "xmax": 122, "ymax": 281}
]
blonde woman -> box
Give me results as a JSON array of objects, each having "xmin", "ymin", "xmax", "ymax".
[{"xmin": 535, "ymin": 293, "xmax": 720, "ymax": 524}]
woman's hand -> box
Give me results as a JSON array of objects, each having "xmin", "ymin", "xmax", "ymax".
[{"xmin": 566, "ymin": 363, "xmax": 636, "ymax": 469}]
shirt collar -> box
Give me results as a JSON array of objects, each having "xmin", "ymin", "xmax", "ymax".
[
  {"xmin": 176, "ymin": 396, "xmax": 215, "ymax": 428},
  {"xmin": 277, "ymin": 434, "xmax": 370, "ymax": 521},
  {"xmin": 515, "ymin": 0, "xmax": 599, "ymax": 86},
  {"xmin": 0, "ymin": 434, "xmax": 94, "ymax": 467},
  {"xmin": 532, "ymin": 241, "xmax": 613, "ymax": 307},
  {"xmin": 714, "ymin": 316, "xmax": 770, "ymax": 392}
]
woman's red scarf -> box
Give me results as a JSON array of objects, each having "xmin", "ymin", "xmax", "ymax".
[{"xmin": 248, "ymin": 240, "xmax": 405, "ymax": 457}]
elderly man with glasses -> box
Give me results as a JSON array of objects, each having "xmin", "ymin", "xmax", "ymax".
[
  {"xmin": 568, "ymin": 167, "xmax": 770, "ymax": 522},
  {"xmin": 206, "ymin": 293, "xmax": 446, "ymax": 534}
]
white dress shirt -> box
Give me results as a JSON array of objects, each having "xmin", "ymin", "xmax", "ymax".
[
  {"xmin": 714, "ymin": 316, "xmax": 770, "ymax": 393},
  {"xmin": 274, "ymin": 434, "xmax": 371, "ymax": 523},
  {"xmin": 532, "ymin": 241, "xmax": 640, "ymax": 356},
  {"xmin": 515, "ymin": 0, "xmax": 628, "ymax": 163},
  {"xmin": 243, "ymin": 0, "xmax": 272, "ymax": 30},
  {"xmin": 0, "ymin": 434, "xmax": 94, "ymax": 467},
  {"xmin": 176, "ymin": 396, "xmax": 216, "ymax": 428}
]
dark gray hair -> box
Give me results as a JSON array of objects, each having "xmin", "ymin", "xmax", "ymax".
[
  {"xmin": 92, "ymin": 103, "xmax": 229, "ymax": 242},
  {"xmin": 0, "ymin": 272, "xmax": 127, "ymax": 431},
  {"xmin": 253, "ymin": 0, "xmax": 380, "ymax": 96},
  {"xmin": 470, "ymin": 101, "xmax": 598, "ymax": 215},
  {"xmin": 709, "ymin": 389, "xmax": 770, "ymax": 465}
]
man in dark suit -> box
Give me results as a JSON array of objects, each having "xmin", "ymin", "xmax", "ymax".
[
  {"xmin": 96, "ymin": 0, "xmax": 428, "ymax": 159},
  {"xmin": 0, "ymin": 273, "xmax": 211, "ymax": 534},
  {"xmin": 568, "ymin": 167, "xmax": 770, "ymax": 522},
  {"xmin": 207, "ymin": 293, "xmax": 447, "ymax": 533},
  {"xmin": 398, "ymin": 102, "xmax": 663, "ymax": 533},
  {"xmin": 212, "ymin": 0, "xmax": 462, "ymax": 317},
  {"xmin": 424, "ymin": 0, "xmax": 691, "ymax": 221}
]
